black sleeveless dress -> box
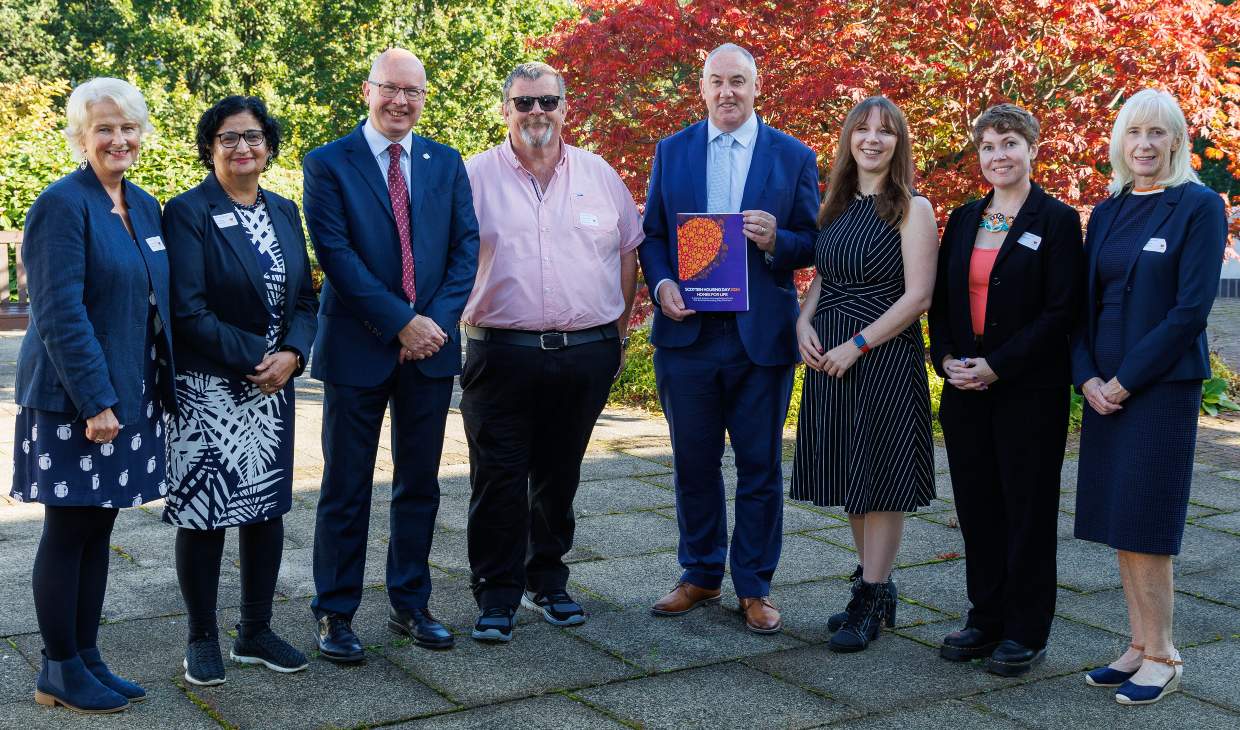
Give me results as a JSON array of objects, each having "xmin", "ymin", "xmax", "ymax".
[{"xmin": 790, "ymin": 195, "xmax": 935, "ymax": 512}]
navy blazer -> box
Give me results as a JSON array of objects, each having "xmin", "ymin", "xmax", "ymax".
[
  {"xmin": 302, "ymin": 123, "xmax": 480, "ymax": 385},
  {"xmin": 1070, "ymin": 182, "xmax": 1226, "ymax": 392},
  {"xmin": 638, "ymin": 118, "xmax": 820, "ymax": 367},
  {"xmin": 15, "ymin": 166, "xmax": 176, "ymax": 424},
  {"xmin": 929, "ymin": 183, "xmax": 1084, "ymax": 387},
  {"xmin": 163, "ymin": 173, "xmax": 319, "ymax": 379}
]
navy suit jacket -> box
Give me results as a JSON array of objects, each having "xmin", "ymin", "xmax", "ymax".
[
  {"xmin": 1070, "ymin": 182, "xmax": 1226, "ymax": 392},
  {"xmin": 302, "ymin": 123, "xmax": 480, "ymax": 385},
  {"xmin": 638, "ymin": 118, "xmax": 820, "ymax": 367},
  {"xmin": 15, "ymin": 166, "xmax": 176, "ymax": 424},
  {"xmin": 163, "ymin": 173, "xmax": 319, "ymax": 379},
  {"xmin": 929, "ymin": 183, "xmax": 1084, "ymax": 388}
]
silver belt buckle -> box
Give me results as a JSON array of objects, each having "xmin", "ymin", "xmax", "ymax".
[{"xmin": 540, "ymin": 332, "xmax": 568, "ymax": 350}]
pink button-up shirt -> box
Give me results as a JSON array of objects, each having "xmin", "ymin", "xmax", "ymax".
[{"xmin": 462, "ymin": 139, "xmax": 642, "ymax": 331}]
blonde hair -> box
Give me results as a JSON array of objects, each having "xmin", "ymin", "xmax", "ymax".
[
  {"xmin": 1107, "ymin": 88, "xmax": 1198, "ymax": 195},
  {"xmin": 63, "ymin": 78, "xmax": 154, "ymax": 162}
]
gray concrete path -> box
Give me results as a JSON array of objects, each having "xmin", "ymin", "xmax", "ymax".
[{"xmin": 0, "ymin": 315, "xmax": 1238, "ymax": 728}]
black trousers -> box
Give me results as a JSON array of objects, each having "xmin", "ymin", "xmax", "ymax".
[
  {"xmin": 938, "ymin": 383, "xmax": 1068, "ymax": 650},
  {"xmin": 175, "ymin": 519, "xmax": 284, "ymax": 642},
  {"xmin": 460, "ymin": 334, "xmax": 620, "ymax": 609}
]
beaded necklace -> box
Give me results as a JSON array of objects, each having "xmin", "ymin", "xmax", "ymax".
[{"xmin": 978, "ymin": 209, "xmax": 1016, "ymax": 232}]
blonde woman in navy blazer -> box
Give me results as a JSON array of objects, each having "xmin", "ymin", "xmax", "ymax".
[
  {"xmin": 11, "ymin": 78, "xmax": 175, "ymax": 713},
  {"xmin": 929, "ymin": 104, "xmax": 1084, "ymax": 677},
  {"xmin": 1072, "ymin": 89, "xmax": 1226, "ymax": 705}
]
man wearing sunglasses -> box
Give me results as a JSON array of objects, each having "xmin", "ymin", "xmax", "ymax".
[
  {"xmin": 460, "ymin": 62, "xmax": 640, "ymax": 643},
  {"xmin": 639, "ymin": 43, "xmax": 820, "ymax": 635},
  {"xmin": 301, "ymin": 47, "xmax": 479, "ymax": 661}
]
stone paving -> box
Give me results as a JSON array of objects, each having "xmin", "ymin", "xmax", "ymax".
[{"xmin": 0, "ymin": 310, "xmax": 1238, "ymax": 728}]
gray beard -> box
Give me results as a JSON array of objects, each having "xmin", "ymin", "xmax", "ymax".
[{"xmin": 520, "ymin": 123, "xmax": 553, "ymax": 148}]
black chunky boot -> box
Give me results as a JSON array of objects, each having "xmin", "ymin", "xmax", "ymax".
[
  {"xmin": 827, "ymin": 565, "xmax": 863, "ymax": 632},
  {"xmin": 828, "ymin": 580, "xmax": 886, "ymax": 653}
]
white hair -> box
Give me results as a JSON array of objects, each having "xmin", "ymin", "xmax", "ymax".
[
  {"xmin": 1107, "ymin": 88, "xmax": 1199, "ymax": 195},
  {"xmin": 63, "ymin": 78, "xmax": 153, "ymax": 162},
  {"xmin": 702, "ymin": 43, "xmax": 758, "ymax": 80}
]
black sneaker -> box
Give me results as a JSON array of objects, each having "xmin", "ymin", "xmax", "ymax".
[
  {"xmin": 471, "ymin": 607, "xmax": 516, "ymax": 643},
  {"xmin": 231, "ymin": 626, "xmax": 309, "ymax": 673},
  {"xmin": 521, "ymin": 589, "xmax": 586, "ymax": 627},
  {"xmin": 183, "ymin": 638, "xmax": 226, "ymax": 686}
]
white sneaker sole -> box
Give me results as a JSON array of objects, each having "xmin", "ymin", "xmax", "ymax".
[
  {"xmin": 520, "ymin": 594, "xmax": 586, "ymax": 626},
  {"xmin": 229, "ymin": 649, "xmax": 309, "ymax": 673},
  {"xmin": 182, "ymin": 658, "xmax": 226, "ymax": 686}
]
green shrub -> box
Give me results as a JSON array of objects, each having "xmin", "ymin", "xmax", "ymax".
[
  {"xmin": 609, "ymin": 326, "xmax": 659, "ymax": 410},
  {"xmin": 1203, "ymin": 352, "xmax": 1240, "ymax": 417}
]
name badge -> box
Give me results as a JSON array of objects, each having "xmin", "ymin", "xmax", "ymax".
[
  {"xmin": 579, "ymin": 212, "xmax": 599, "ymax": 227},
  {"xmin": 213, "ymin": 212, "xmax": 239, "ymax": 229},
  {"xmin": 1017, "ymin": 231, "xmax": 1041, "ymax": 250},
  {"xmin": 144, "ymin": 235, "xmax": 165, "ymax": 252},
  {"xmin": 1143, "ymin": 237, "xmax": 1167, "ymax": 253}
]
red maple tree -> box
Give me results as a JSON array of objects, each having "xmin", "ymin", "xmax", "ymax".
[{"xmin": 540, "ymin": 0, "xmax": 1240, "ymax": 319}]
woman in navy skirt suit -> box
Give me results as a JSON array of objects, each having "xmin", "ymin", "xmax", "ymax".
[
  {"xmin": 11, "ymin": 78, "xmax": 176, "ymax": 713},
  {"xmin": 1071, "ymin": 88, "xmax": 1227, "ymax": 705}
]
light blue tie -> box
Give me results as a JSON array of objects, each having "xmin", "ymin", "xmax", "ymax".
[{"xmin": 707, "ymin": 132, "xmax": 734, "ymax": 213}]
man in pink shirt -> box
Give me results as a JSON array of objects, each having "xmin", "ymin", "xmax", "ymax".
[{"xmin": 461, "ymin": 62, "xmax": 640, "ymax": 643}]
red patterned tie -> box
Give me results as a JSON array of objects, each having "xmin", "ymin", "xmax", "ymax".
[{"xmin": 386, "ymin": 143, "xmax": 416, "ymax": 304}]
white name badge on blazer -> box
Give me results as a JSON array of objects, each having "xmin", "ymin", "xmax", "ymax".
[
  {"xmin": 1017, "ymin": 232, "xmax": 1042, "ymax": 250},
  {"xmin": 1143, "ymin": 237, "xmax": 1167, "ymax": 253},
  {"xmin": 144, "ymin": 236, "xmax": 165, "ymax": 252},
  {"xmin": 213, "ymin": 212, "xmax": 239, "ymax": 229}
]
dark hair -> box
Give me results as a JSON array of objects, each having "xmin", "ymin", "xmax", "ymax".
[
  {"xmin": 195, "ymin": 95, "xmax": 282, "ymax": 170},
  {"xmin": 972, "ymin": 103, "xmax": 1039, "ymax": 148},
  {"xmin": 818, "ymin": 96, "xmax": 915, "ymax": 229}
]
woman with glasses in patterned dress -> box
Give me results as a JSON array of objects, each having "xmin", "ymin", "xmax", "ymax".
[{"xmin": 162, "ymin": 96, "xmax": 318, "ymax": 687}]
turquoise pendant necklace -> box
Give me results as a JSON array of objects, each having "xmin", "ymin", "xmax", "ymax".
[{"xmin": 979, "ymin": 209, "xmax": 1015, "ymax": 232}]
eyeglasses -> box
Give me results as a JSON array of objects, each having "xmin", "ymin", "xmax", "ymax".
[
  {"xmin": 508, "ymin": 95, "xmax": 561, "ymax": 113},
  {"xmin": 217, "ymin": 130, "xmax": 265, "ymax": 148},
  {"xmin": 369, "ymin": 80, "xmax": 427, "ymax": 102}
]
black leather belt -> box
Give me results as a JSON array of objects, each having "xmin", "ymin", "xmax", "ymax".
[{"xmin": 464, "ymin": 324, "xmax": 618, "ymax": 350}]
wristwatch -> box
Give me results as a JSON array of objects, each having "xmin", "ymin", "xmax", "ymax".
[{"xmin": 852, "ymin": 333, "xmax": 871, "ymax": 354}]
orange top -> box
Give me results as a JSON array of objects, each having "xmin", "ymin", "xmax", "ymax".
[{"xmin": 969, "ymin": 247, "xmax": 1001, "ymax": 337}]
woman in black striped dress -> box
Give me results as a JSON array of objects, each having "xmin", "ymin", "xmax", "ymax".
[{"xmin": 790, "ymin": 97, "xmax": 938, "ymax": 652}]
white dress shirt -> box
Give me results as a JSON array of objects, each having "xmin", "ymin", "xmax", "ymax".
[{"xmin": 362, "ymin": 119, "xmax": 412, "ymax": 200}]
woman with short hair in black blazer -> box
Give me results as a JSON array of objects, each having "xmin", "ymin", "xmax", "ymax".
[
  {"xmin": 162, "ymin": 96, "xmax": 318, "ymax": 686},
  {"xmin": 1073, "ymin": 89, "xmax": 1226, "ymax": 705},
  {"xmin": 13, "ymin": 77, "xmax": 175, "ymax": 713},
  {"xmin": 928, "ymin": 103, "xmax": 1084, "ymax": 677}
]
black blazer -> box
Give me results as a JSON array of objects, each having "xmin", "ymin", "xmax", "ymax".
[
  {"xmin": 163, "ymin": 173, "xmax": 319, "ymax": 379},
  {"xmin": 1070, "ymin": 182, "xmax": 1226, "ymax": 391},
  {"xmin": 929, "ymin": 182, "xmax": 1084, "ymax": 388}
]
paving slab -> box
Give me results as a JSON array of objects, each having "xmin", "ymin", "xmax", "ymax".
[
  {"xmin": 1055, "ymin": 587, "xmax": 1239, "ymax": 646},
  {"xmin": 769, "ymin": 578, "xmax": 947, "ymax": 645},
  {"xmin": 974, "ymin": 672, "xmax": 1240, "ymax": 728},
  {"xmin": 572, "ymin": 602, "xmax": 802, "ymax": 673},
  {"xmin": 567, "ymin": 552, "xmax": 685, "ymax": 609},
  {"xmin": 574, "ymin": 476, "xmax": 676, "ymax": 516},
  {"xmin": 743, "ymin": 637, "xmax": 1008, "ymax": 712},
  {"xmin": 0, "ymin": 640, "xmax": 36, "ymax": 705},
  {"xmin": 384, "ymin": 620, "xmax": 639, "ymax": 706},
  {"xmin": 573, "ymin": 510, "xmax": 681, "ymax": 558},
  {"xmin": 576, "ymin": 661, "xmax": 854, "ymax": 729},
  {"xmin": 1188, "ymin": 472, "xmax": 1240, "ymax": 512},
  {"xmin": 773, "ymin": 535, "xmax": 863, "ymax": 586},
  {"xmin": 394, "ymin": 693, "xmax": 626, "ymax": 728},
  {"xmin": 1192, "ymin": 510, "xmax": 1240, "ymax": 535},
  {"xmin": 1179, "ymin": 637, "xmax": 1240, "ymax": 711},
  {"xmin": 886, "ymin": 559, "xmax": 969, "ymax": 619},
  {"xmin": 580, "ymin": 452, "xmax": 674, "ymax": 481},
  {"xmin": 1175, "ymin": 562, "xmax": 1240, "ymax": 608},
  {"xmin": 827, "ymin": 698, "xmax": 1026, "ymax": 729},
  {"xmin": 0, "ymin": 684, "xmax": 220, "ymax": 729}
]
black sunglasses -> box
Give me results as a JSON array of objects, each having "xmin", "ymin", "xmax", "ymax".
[{"xmin": 508, "ymin": 95, "xmax": 561, "ymax": 113}]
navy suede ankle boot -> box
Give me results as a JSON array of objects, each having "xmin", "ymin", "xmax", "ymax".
[
  {"xmin": 79, "ymin": 647, "xmax": 146, "ymax": 702},
  {"xmin": 34, "ymin": 652, "xmax": 128, "ymax": 714}
]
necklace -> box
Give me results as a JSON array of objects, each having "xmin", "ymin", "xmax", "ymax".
[
  {"xmin": 979, "ymin": 209, "xmax": 1015, "ymax": 232},
  {"xmin": 223, "ymin": 185, "xmax": 263, "ymax": 210}
]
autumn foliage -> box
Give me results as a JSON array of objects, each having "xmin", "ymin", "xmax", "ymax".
[{"xmin": 541, "ymin": 0, "xmax": 1240, "ymax": 226}]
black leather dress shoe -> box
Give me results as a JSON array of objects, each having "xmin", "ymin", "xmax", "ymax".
[
  {"xmin": 316, "ymin": 615, "xmax": 364, "ymax": 663},
  {"xmin": 388, "ymin": 607, "xmax": 454, "ymax": 650},
  {"xmin": 939, "ymin": 626, "xmax": 1001, "ymax": 662},
  {"xmin": 985, "ymin": 639, "xmax": 1046, "ymax": 677}
]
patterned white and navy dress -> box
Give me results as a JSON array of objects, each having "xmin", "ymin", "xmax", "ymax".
[
  {"xmin": 790, "ymin": 195, "xmax": 935, "ymax": 512},
  {"xmin": 11, "ymin": 291, "xmax": 169, "ymax": 508},
  {"xmin": 163, "ymin": 192, "xmax": 294, "ymax": 529}
]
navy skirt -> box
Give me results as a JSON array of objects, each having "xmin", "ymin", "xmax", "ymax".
[{"xmin": 1074, "ymin": 380, "xmax": 1200, "ymax": 555}]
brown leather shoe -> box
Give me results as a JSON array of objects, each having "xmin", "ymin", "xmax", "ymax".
[
  {"xmin": 739, "ymin": 597, "xmax": 783, "ymax": 634},
  {"xmin": 650, "ymin": 582, "xmax": 722, "ymax": 616}
]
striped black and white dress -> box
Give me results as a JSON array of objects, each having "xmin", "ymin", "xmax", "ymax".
[{"xmin": 790, "ymin": 194, "xmax": 935, "ymax": 512}]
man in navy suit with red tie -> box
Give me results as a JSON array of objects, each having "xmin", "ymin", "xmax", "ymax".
[
  {"xmin": 639, "ymin": 43, "xmax": 819, "ymax": 634},
  {"xmin": 302, "ymin": 48, "xmax": 479, "ymax": 660}
]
